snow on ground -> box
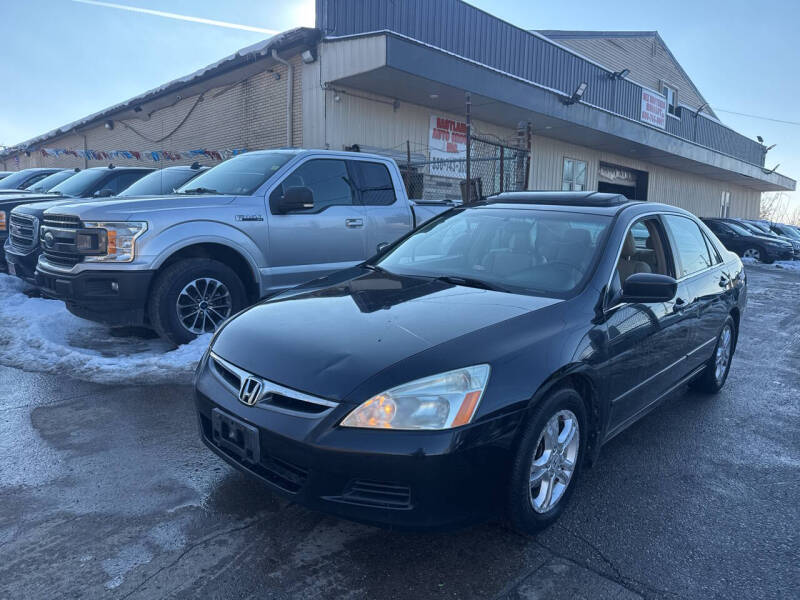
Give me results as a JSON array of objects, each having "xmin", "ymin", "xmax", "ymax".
[
  {"xmin": 0, "ymin": 274, "xmax": 210, "ymax": 385},
  {"xmin": 742, "ymin": 256, "xmax": 800, "ymax": 272}
]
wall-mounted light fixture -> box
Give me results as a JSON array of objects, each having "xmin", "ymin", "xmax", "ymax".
[
  {"xmin": 104, "ymin": 120, "xmax": 114, "ymax": 130},
  {"xmin": 563, "ymin": 82, "xmax": 588, "ymax": 105},
  {"xmin": 609, "ymin": 69, "xmax": 630, "ymax": 80},
  {"xmin": 301, "ymin": 49, "xmax": 316, "ymax": 64}
]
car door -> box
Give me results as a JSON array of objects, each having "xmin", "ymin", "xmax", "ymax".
[
  {"xmin": 265, "ymin": 158, "xmax": 367, "ymax": 289},
  {"xmin": 663, "ymin": 215, "xmax": 728, "ymax": 372},
  {"xmin": 349, "ymin": 160, "xmax": 412, "ymax": 256},
  {"xmin": 604, "ymin": 216, "xmax": 689, "ymax": 433}
]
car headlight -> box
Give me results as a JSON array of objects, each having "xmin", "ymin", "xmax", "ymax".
[
  {"xmin": 340, "ymin": 365, "xmax": 490, "ymax": 430},
  {"xmin": 82, "ymin": 221, "xmax": 147, "ymax": 262}
]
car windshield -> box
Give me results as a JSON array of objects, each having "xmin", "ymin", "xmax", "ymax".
[
  {"xmin": 48, "ymin": 169, "xmax": 109, "ymax": 197},
  {"xmin": 25, "ymin": 170, "xmax": 77, "ymax": 193},
  {"xmin": 775, "ymin": 225, "xmax": 800, "ymax": 240},
  {"xmin": 0, "ymin": 169, "xmax": 41, "ymax": 189},
  {"xmin": 118, "ymin": 168, "xmax": 202, "ymax": 197},
  {"xmin": 176, "ymin": 152, "xmax": 295, "ymax": 196},
  {"xmin": 725, "ymin": 221, "xmax": 752, "ymax": 236},
  {"xmin": 375, "ymin": 207, "xmax": 612, "ymax": 298}
]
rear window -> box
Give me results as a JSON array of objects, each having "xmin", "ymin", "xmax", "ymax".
[
  {"xmin": 663, "ymin": 215, "xmax": 713, "ymax": 278},
  {"xmin": 351, "ymin": 161, "xmax": 397, "ymax": 206}
]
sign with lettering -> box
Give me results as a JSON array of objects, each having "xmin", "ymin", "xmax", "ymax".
[
  {"xmin": 429, "ymin": 115, "xmax": 468, "ymax": 178},
  {"xmin": 640, "ymin": 89, "xmax": 667, "ymax": 129}
]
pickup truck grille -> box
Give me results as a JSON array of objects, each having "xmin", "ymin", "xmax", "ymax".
[
  {"xmin": 43, "ymin": 214, "xmax": 81, "ymax": 229},
  {"xmin": 40, "ymin": 214, "xmax": 84, "ymax": 268},
  {"xmin": 9, "ymin": 213, "xmax": 38, "ymax": 250}
]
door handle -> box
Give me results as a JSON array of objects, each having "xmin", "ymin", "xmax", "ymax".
[
  {"xmin": 719, "ymin": 274, "xmax": 730, "ymax": 288},
  {"xmin": 345, "ymin": 218, "xmax": 364, "ymax": 228}
]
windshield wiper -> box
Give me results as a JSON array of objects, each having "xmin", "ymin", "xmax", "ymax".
[
  {"xmin": 363, "ymin": 263, "xmax": 392, "ymax": 275},
  {"xmin": 180, "ymin": 187, "xmax": 219, "ymax": 195},
  {"xmin": 433, "ymin": 275, "xmax": 512, "ymax": 293}
]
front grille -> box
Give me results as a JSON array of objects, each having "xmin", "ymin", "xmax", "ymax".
[
  {"xmin": 40, "ymin": 214, "xmax": 83, "ymax": 268},
  {"xmin": 43, "ymin": 214, "xmax": 81, "ymax": 229},
  {"xmin": 209, "ymin": 353, "xmax": 338, "ymax": 416},
  {"xmin": 338, "ymin": 480, "xmax": 412, "ymax": 509},
  {"xmin": 9, "ymin": 213, "xmax": 37, "ymax": 250}
]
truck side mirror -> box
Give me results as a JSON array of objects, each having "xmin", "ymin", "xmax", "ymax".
[{"xmin": 272, "ymin": 186, "xmax": 314, "ymax": 214}]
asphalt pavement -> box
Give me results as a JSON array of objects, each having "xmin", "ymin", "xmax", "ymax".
[{"xmin": 0, "ymin": 264, "xmax": 798, "ymax": 599}]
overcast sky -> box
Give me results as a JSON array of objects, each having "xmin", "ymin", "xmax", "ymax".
[{"xmin": 1, "ymin": 0, "xmax": 797, "ymax": 211}]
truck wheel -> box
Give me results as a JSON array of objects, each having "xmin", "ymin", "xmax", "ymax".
[{"xmin": 148, "ymin": 258, "xmax": 247, "ymax": 346}]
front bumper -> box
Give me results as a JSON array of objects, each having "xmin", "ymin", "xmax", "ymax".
[
  {"xmin": 195, "ymin": 352, "xmax": 523, "ymax": 530},
  {"xmin": 767, "ymin": 246, "xmax": 796, "ymax": 261},
  {"xmin": 4, "ymin": 239, "xmax": 39, "ymax": 284},
  {"xmin": 35, "ymin": 263, "xmax": 155, "ymax": 327}
]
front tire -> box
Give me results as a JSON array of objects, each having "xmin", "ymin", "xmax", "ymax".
[
  {"xmin": 508, "ymin": 386, "xmax": 587, "ymax": 535},
  {"xmin": 147, "ymin": 258, "xmax": 247, "ymax": 346},
  {"xmin": 691, "ymin": 316, "xmax": 736, "ymax": 394}
]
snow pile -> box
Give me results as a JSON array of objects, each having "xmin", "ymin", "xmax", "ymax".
[
  {"xmin": 772, "ymin": 260, "xmax": 800, "ymax": 272},
  {"xmin": 0, "ymin": 274, "xmax": 210, "ymax": 385}
]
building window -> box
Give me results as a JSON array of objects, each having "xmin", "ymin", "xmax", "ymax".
[
  {"xmin": 720, "ymin": 191, "xmax": 731, "ymax": 218},
  {"xmin": 662, "ymin": 84, "xmax": 678, "ymax": 116},
  {"xmin": 562, "ymin": 158, "xmax": 587, "ymax": 191}
]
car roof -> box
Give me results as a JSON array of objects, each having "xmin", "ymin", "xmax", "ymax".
[
  {"xmin": 478, "ymin": 191, "xmax": 689, "ymax": 218},
  {"xmin": 84, "ymin": 165, "xmax": 154, "ymax": 171}
]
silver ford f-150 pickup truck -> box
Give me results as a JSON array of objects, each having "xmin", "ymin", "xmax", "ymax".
[{"xmin": 35, "ymin": 149, "xmax": 455, "ymax": 344}]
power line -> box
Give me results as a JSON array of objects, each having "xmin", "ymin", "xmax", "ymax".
[{"xmin": 713, "ymin": 108, "xmax": 800, "ymax": 127}]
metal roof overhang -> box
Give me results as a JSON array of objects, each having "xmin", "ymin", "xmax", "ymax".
[{"xmin": 323, "ymin": 33, "xmax": 794, "ymax": 193}]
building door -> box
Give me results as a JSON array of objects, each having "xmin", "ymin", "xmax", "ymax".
[{"xmin": 598, "ymin": 162, "xmax": 648, "ymax": 200}]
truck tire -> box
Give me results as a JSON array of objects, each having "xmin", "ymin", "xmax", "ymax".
[{"xmin": 148, "ymin": 258, "xmax": 247, "ymax": 346}]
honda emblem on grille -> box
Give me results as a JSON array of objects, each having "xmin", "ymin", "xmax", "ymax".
[{"xmin": 238, "ymin": 376, "xmax": 263, "ymax": 406}]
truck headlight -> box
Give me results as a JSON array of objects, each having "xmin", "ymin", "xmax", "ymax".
[
  {"xmin": 82, "ymin": 221, "xmax": 147, "ymax": 262},
  {"xmin": 340, "ymin": 365, "xmax": 490, "ymax": 430}
]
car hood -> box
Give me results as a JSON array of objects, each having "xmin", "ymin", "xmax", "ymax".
[
  {"xmin": 211, "ymin": 269, "xmax": 562, "ymax": 402},
  {"xmin": 51, "ymin": 194, "xmax": 236, "ymax": 221},
  {"xmin": 0, "ymin": 193, "xmax": 61, "ymax": 209},
  {"xmin": 13, "ymin": 197, "xmax": 94, "ymax": 216},
  {"xmin": 752, "ymin": 234, "xmax": 791, "ymax": 246}
]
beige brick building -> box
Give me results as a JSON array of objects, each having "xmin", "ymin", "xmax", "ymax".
[{"xmin": 2, "ymin": 2, "xmax": 794, "ymax": 216}]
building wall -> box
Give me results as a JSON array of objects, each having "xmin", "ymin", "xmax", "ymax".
[
  {"xmin": 531, "ymin": 135, "xmax": 761, "ymax": 218},
  {"xmin": 543, "ymin": 34, "xmax": 711, "ymax": 116},
  {"xmin": 1, "ymin": 55, "xmax": 304, "ymax": 171}
]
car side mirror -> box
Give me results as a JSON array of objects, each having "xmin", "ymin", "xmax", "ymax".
[
  {"xmin": 620, "ymin": 273, "xmax": 677, "ymax": 303},
  {"xmin": 376, "ymin": 242, "xmax": 390, "ymax": 253},
  {"xmin": 272, "ymin": 186, "xmax": 314, "ymax": 214},
  {"xmin": 94, "ymin": 188, "xmax": 114, "ymax": 198}
]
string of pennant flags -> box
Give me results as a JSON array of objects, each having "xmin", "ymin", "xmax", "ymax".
[{"xmin": 34, "ymin": 147, "xmax": 249, "ymax": 162}]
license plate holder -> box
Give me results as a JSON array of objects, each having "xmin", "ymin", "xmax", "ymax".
[{"xmin": 211, "ymin": 409, "xmax": 260, "ymax": 465}]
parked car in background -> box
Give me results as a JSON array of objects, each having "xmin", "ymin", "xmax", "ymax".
[
  {"xmin": 35, "ymin": 149, "xmax": 455, "ymax": 343},
  {"xmin": 0, "ymin": 168, "xmax": 65, "ymax": 192},
  {"xmin": 22, "ymin": 168, "xmax": 81, "ymax": 194},
  {"xmin": 0, "ymin": 171, "xmax": 12, "ymax": 181},
  {"xmin": 1, "ymin": 165, "xmax": 152, "ymax": 274},
  {"xmin": 702, "ymin": 218, "xmax": 794, "ymax": 263},
  {"xmin": 195, "ymin": 192, "xmax": 745, "ymax": 533},
  {"xmin": 769, "ymin": 222, "xmax": 800, "ymax": 253},
  {"xmin": 5, "ymin": 165, "xmax": 199, "ymax": 283},
  {"xmin": 730, "ymin": 219, "xmax": 799, "ymax": 259}
]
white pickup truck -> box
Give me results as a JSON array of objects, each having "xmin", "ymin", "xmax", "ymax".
[{"xmin": 35, "ymin": 149, "xmax": 456, "ymax": 344}]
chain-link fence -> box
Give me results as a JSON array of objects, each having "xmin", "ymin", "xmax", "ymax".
[{"xmin": 394, "ymin": 134, "xmax": 529, "ymax": 203}]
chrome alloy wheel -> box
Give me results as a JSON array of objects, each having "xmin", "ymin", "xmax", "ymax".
[
  {"xmin": 742, "ymin": 248, "xmax": 761, "ymax": 261},
  {"xmin": 529, "ymin": 409, "xmax": 580, "ymax": 513},
  {"xmin": 715, "ymin": 323, "xmax": 733, "ymax": 384},
  {"xmin": 176, "ymin": 277, "xmax": 232, "ymax": 334}
]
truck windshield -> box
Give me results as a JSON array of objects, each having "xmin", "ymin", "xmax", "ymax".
[
  {"xmin": 25, "ymin": 170, "xmax": 78, "ymax": 193},
  {"xmin": 176, "ymin": 152, "xmax": 295, "ymax": 196},
  {"xmin": 118, "ymin": 168, "xmax": 202, "ymax": 197},
  {"xmin": 49, "ymin": 169, "xmax": 109, "ymax": 197},
  {"xmin": 375, "ymin": 207, "xmax": 612, "ymax": 298}
]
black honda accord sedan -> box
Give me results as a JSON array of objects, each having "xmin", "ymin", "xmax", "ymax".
[{"xmin": 194, "ymin": 192, "xmax": 745, "ymax": 534}]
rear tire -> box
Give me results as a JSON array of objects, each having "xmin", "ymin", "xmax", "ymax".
[
  {"xmin": 147, "ymin": 258, "xmax": 247, "ymax": 346},
  {"xmin": 507, "ymin": 386, "xmax": 587, "ymax": 535},
  {"xmin": 691, "ymin": 316, "xmax": 736, "ymax": 394},
  {"xmin": 742, "ymin": 247, "xmax": 768, "ymax": 263}
]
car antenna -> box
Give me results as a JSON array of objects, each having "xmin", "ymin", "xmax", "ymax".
[
  {"xmin": 190, "ymin": 161, "xmax": 200, "ymax": 170},
  {"xmin": 108, "ymin": 163, "xmax": 115, "ymax": 169}
]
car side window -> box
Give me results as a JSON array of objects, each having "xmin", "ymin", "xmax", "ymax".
[
  {"xmin": 269, "ymin": 159, "xmax": 354, "ymax": 213},
  {"xmin": 609, "ymin": 217, "xmax": 673, "ymax": 304},
  {"xmin": 350, "ymin": 161, "xmax": 397, "ymax": 206},
  {"xmin": 702, "ymin": 231, "xmax": 723, "ymax": 264},
  {"xmin": 663, "ymin": 215, "xmax": 713, "ymax": 278}
]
